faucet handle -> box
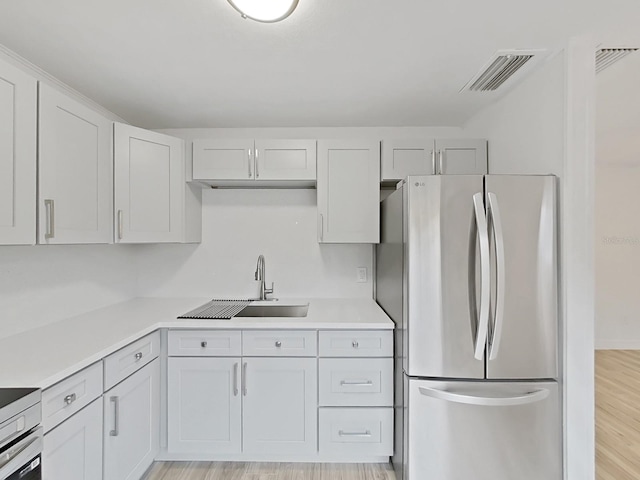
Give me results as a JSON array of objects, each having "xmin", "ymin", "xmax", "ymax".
[{"xmin": 265, "ymin": 282, "xmax": 275, "ymax": 296}]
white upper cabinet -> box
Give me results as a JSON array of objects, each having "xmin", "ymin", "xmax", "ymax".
[
  {"xmin": 192, "ymin": 139, "xmax": 316, "ymax": 186},
  {"xmin": 381, "ymin": 138, "xmax": 435, "ymax": 182},
  {"xmin": 254, "ymin": 139, "xmax": 316, "ymax": 181},
  {"xmin": 0, "ymin": 59, "xmax": 36, "ymax": 245},
  {"xmin": 317, "ymin": 139, "xmax": 380, "ymax": 244},
  {"xmin": 38, "ymin": 83, "xmax": 112, "ymax": 244},
  {"xmin": 381, "ymin": 138, "xmax": 488, "ymax": 182},
  {"xmin": 114, "ymin": 123, "xmax": 200, "ymax": 244},
  {"xmin": 435, "ymin": 139, "xmax": 488, "ymax": 174},
  {"xmin": 193, "ymin": 139, "xmax": 255, "ymax": 181}
]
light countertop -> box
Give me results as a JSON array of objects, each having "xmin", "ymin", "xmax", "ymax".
[{"xmin": 0, "ymin": 297, "xmax": 393, "ymax": 389}]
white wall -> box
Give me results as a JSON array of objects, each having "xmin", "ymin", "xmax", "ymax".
[
  {"xmin": 595, "ymin": 52, "xmax": 640, "ymax": 348},
  {"xmin": 0, "ymin": 245, "xmax": 138, "ymax": 340},
  {"xmin": 464, "ymin": 53, "xmax": 565, "ymax": 175},
  {"xmin": 134, "ymin": 188, "xmax": 373, "ymax": 299}
]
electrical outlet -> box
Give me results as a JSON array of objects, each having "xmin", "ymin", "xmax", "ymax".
[{"xmin": 357, "ymin": 267, "xmax": 368, "ymax": 283}]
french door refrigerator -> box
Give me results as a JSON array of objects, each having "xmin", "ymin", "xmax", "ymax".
[{"xmin": 376, "ymin": 175, "xmax": 561, "ymax": 480}]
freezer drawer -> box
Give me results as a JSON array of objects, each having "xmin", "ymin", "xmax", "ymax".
[{"xmin": 406, "ymin": 379, "xmax": 561, "ymax": 480}]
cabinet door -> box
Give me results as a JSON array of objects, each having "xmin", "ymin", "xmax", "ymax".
[
  {"xmin": 43, "ymin": 398, "xmax": 103, "ymax": 480},
  {"xmin": 243, "ymin": 357, "xmax": 317, "ymax": 455},
  {"xmin": 435, "ymin": 139, "xmax": 488, "ymax": 174},
  {"xmin": 0, "ymin": 60, "xmax": 36, "ymax": 245},
  {"xmin": 381, "ymin": 139, "xmax": 434, "ymax": 181},
  {"xmin": 192, "ymin": 139, "xmax": 255, "ymax": 180},
  {"xmin": 254, "ymin": 139, "xmax": 316, "ymax": 181},
  {"xmin": 103, "ymin": 359, "xmax": 160, "ymax": 480},
  {"xmin": 168, "ymin": 357, "xmax": 242, "ymax": 454},
  {"xmin": 317, "ymin": 140, "xmax": 380, "ymax": 243},
  {"xmin": 114, "ymin": 123, "xmax": 184, "ymax": 243},
  {"xmin": 38, "ymin": 83, "xmax": 112, "ymax": 244}
]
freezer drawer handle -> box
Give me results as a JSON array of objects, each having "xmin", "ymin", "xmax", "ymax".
[
  {"xmin": 418, "ymin": 386, "xmax": 549, "ymax": 407},
  {"xmin": 472, "ymin": 192, "xmax": 491, "ymax": 360}
]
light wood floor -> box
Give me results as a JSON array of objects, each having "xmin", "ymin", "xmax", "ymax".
[
  {"xmin": 596, "ymin": 350, "xmax": 640, "ymax": 480},
  {"xmin": 142, "ymin": 462, "xmax": 396, "ymax": 480}
]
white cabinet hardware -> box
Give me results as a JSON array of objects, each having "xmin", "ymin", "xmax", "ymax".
[{"xmin": 44, "ymin": 199, "xmax": 54, "ymax": 239}]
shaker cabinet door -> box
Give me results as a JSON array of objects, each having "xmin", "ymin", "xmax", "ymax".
[
  {"xmin": 317, "ymin": 140, "xmax": 380, "ymax": 243},
  {"xmin": 254, "ymin": 139, "xmax": 316, "ymax": 181},
  {"xmin": 192, "ymin": 139, "xmax": 255, "ymax": 180},
  {"xmin": 435, "ymin": 139, "xmax": 487, "ymax": 175},
  {"xmin": 381, "ymin": 138, "xmax": 435, "ymax": 182},
  {"xmin": 168, "ymin": 357, "xmax": 242, "ymax": 455},
  {"xmin": 0, "ymin": 60, "xmax": 36, "ymax": 245},
  {"xmin": 114, "ymin": 123, "xmax": 184, "ymax": 243},
  {"xmin": 103, "ymin": 359, "xmax": 160, "ymax": 480},
  {"xmin": 38, "ymin": 83, "xmax": 112, "ymax": 244},
  {"xmin": 43, "ymin": 399, "xmax": 103, "ymax": 480}
]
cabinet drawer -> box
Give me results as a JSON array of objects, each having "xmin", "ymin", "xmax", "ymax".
[
  {"xmin": 104, "ymin": 331, "xmax": 160, "ymax": 391},
  {"xmin": 242, "ymin": 330, "xmax": 317, "ymax": 357},
  {"xmin": 319, "ymin": 330, "xmax": 393, "ymax": 357},
  {"xmin": 319, "ymin": 358, "xmax": 393, "ymax": 406},
  {"xmin": 42, "ymin": 361, "xmax": 103, "ymax": 433},
  {"xmin": 168, "ymin": 330, "xmax": 241, "ymax": 357},
  {"xmin": 319, "ymin": 407, "xmax": 393, "ymax": 456}
]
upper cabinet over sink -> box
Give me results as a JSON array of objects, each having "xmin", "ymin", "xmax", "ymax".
[
  {"xmin": 38, "ymin": 83, "xmax": 113, "ymax": 244},
  {"xmin": 381, "ymin": 138, "xmax": 488, "ymax": 184},
  {"xmin": 0, "ymin": 58, "xmax": 36, "ymax": 245},
  {"xmin": 192, "ymin": 139, "xmax": 317, "ymax": 187},
  {"xmin": 114, "ymin": 124, "xmax": 201, "ymax": 244}
]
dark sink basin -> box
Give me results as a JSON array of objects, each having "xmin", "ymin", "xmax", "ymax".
[{"xmin": 235, "ymin": 304, "xmax": 309, "ymax": 318}]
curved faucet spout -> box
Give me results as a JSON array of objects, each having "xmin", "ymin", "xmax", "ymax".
[{"xmin": 254, "ymin": 254, "xmax": 274, "ymax": 300}]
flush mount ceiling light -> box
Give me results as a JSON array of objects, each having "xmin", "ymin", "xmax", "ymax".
[{"xmin": 227, "ymin": 0, "xmax": 299, "ymax": 22}]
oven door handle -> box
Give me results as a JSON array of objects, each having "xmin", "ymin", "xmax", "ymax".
[{"xmin": 0, "ymin": 427, "xmax": 42, "ymax": 478}]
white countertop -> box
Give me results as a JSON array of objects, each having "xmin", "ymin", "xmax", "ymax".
[{"xmin": 0, "ymin": 297, "xmax": 393, "ymax": 389}]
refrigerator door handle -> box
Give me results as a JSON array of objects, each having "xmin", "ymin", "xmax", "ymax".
[
  {"xmin": 487, "ymin": 192, "xmax": 506, "ymax": 360},
  {"xmin": 418, "ymin": 386, "xmax": 550, "ymax": 407},
  {"xmin": 472, "ymin": 192, "xmax": 490, "ymax": 360}
]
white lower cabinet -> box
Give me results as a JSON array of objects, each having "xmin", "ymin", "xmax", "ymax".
[
  {"xmin": 103, "ymin": 359, "xmax": 160, "ymax": 480},
  {"xmin": 168, "ymin": 357, "xmax": 242, "ymax": 454},
  {"xmin": 242, "ymin": 357, "xmax": 317, "ymax": 455},
  {"xmin": 318, "ymin": 407, "xmax": 393, "ymax": 456},
  {"xmin": 42, "ymin": 398, "xmax": 103, "ymax": 480}
]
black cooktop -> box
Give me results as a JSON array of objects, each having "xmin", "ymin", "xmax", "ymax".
[{"xmin": 0, "ymin": 388, "xmax": 39, "ymax": 411}]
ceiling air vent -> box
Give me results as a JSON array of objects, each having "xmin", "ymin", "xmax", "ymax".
[
  {"xmin": 596, "ymin": 48, "xmax": 638, "ymax": 74},
  {"xmin": 462, "ymin": 49, "xmax": 547, "ymax": 93}
]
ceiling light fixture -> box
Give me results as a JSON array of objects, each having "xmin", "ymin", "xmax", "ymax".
[{"xmin": 227, "ymin": 0, "xmax": 299, "ymax": 22}]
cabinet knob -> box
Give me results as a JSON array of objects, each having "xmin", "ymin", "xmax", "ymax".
[
  {"xmin": 64, "ymin": 393, "xmax": 77, "ymax": 405},
  {"xmin": 275, "ymin": 341, "xmax": 282, "ymax": 348},
  {"xmin": 134, "ymin": 352, "xmax": 143, "ymax": 361},
  {"xmin": 201, "ymin": 341, "xmax": 208, "ymax": 348},
  {"xmin": 352, "ymin": 340, "xmax": 359, "ymax": 348}
]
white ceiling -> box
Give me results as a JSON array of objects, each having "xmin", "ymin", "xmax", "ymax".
[{"xmin": 0, "ymin": 0, "xmax": 639, "ymax": 129}]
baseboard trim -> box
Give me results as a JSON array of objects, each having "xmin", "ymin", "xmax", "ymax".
[
  {"xmin": 155, "ymin": 450, "xmax": 390, "ymax": 463},
  {"xmin": 595, "ymin": 339, "xmax": 640, "ymax": 350}
]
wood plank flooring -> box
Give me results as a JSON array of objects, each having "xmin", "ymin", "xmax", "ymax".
[
  {"xmin": 142, "ymin": 462, "xmax": 396, "ymax": 480},
  {"xmin": 596, "ymin": 350, "xmax": 640, "ymax": 480}
]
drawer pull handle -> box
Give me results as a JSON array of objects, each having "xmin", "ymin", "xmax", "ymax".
[
  {"xmin": 134, "ymin": 352, "xmax": 143, "ymax": 361},
  {"xmin": 340, "ymin": 380, "xmax": 373, "ymax": 386},
  {"xmin": 352, "ymin": 341, "xmax": 359, "ymax": 348},
  {"xmin": 201, "ymin": 341, "xmax": 208, "ymax": 348},
  {"xmin": 275, "ymin": 341, "xmax": 282, "ymax": 348},
  {"xmin": 64, "ymin": 393, "xmax": 77, "ymax": 405},
  {"xmin": 339, "ymin": 430, "xmax": 371, "ymax": 437}
]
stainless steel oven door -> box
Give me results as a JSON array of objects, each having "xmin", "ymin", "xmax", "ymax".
[{"xmin": 0, "ymin": 427, "xmax": 42, "ymax": 480}]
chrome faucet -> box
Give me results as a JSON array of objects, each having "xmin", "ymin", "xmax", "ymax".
[{"xmin": 254, "ymin": 254, "xmax": 274, "ymax": 300}]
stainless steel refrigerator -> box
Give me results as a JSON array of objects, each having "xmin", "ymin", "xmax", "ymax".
[{"xmin": 376, "ymin": 175, "xmax": 561, "ymax": 480}]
